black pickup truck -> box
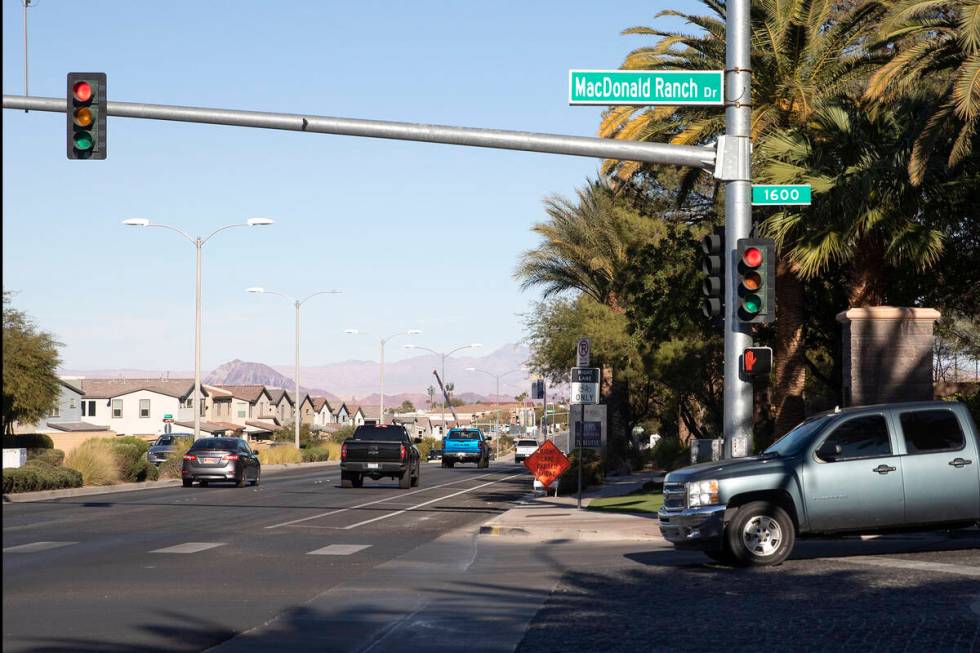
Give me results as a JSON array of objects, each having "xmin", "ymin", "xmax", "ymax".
[{"xmin": 340, "ymin": 424, "xmax": 422, "ymax": 489}]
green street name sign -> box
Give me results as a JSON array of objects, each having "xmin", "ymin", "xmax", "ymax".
[
  {"xmin": 751, "ymin": 185, "xmax": 812, "ymax": 206},
  {"xmin": 569, "ymin": 70, "xmax": 724, "ymax": 106}
]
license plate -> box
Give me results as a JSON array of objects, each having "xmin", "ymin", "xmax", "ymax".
[
  {"xmin": 202, "ymin": 457, "xmax": 217, "ymax": 464},
  {"xmin": 367, "ymin": 463, "xmax": 379, "ymax": 469}
]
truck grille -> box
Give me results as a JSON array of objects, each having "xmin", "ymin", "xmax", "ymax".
[{"xmin": 663, "ymin": 483, "xmax": 687, "ymax": 511}]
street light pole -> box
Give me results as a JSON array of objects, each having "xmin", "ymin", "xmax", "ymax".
[
  {"xmin": 465, "ymin": 366, "xmax": 525, "ymax": 437},
  {"xmin": 249, "ymin": 288, "xmax": 341, "ymax": 448},
  {"xmin": 345, "ymin": 329, "xmax": 422, "ymax": 424},
  {"xmin": 404, "ymin": 343, "xmax": 483, "ymax": 436},
  {"xmin": 123, "ymin": 217, "xmax": 274, "ymax": 440}
]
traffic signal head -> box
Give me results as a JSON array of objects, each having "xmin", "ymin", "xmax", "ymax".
[
  {"xmin": 701, "ymin": 226, "xmax": 725, "ymax": 319},
  {"xmin": 67, "ymin": 72, "xmax": 106, "ymax": 160},
  {"xmin": 736, "ymin": 238, "xmax": 776, "ymax": 323}
]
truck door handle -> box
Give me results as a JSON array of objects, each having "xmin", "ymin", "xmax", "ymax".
[
  {"xmin": 873, "ymin": 465, "xmax": 897, "ymax": 474},
  {"xmin": 948, "ymin": 458, "xmax": 973, "ymax": 468}
]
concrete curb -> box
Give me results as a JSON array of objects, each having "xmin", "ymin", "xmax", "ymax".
[{"xmin": 2, "ymin": 460, "xmax": 336, "ymax": 503}]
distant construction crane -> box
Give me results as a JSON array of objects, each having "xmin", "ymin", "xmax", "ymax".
[{"xmin": 432, "ymin": 369, "xmax": 459, "ymax": 427}]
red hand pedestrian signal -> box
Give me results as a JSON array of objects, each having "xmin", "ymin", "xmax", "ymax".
[{"xmin": 741, "ymin": 347, "xmax": 772, "ymax": 376}]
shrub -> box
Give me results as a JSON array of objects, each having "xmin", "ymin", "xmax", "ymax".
[
  {"xmin": 649, "ymin": 436, "xmax": 690, "ymax": 471},
  {"xmin": 259, "ymin": 446, "xmax": 303, "ymax": 465},
  {"xmin": 326, "ymin": 426, "xmax": 356, "ymax": 443},
  {"xmin": 111, "ymin": 442, "xmax": 158, "ymax": 482},
  {"xmin": 324, "ymin": 442, "xmax": 343, "ymax": 461},
  {"xmin": 3, "ymin": 462, "xmax": 83, "ymax": 493},
  {"xmin": 414, "ymin": 437, "xmax": 439, "ymax": 459},
  {"xmin": 157, "ymin": 438, "xmax": 194, "ymax": 480},
  {"xmin": 113, "ymin": 436, "xmax": 151, "ymax": 457},
  {"xmin": 2, "ymin": 433, "xmax": 54, "ymax": 449},
  {"xmin": 557, "ymin": 448, "xmax": 604, "ymax": 495},
  {"xmin": 301, "ymin": 446, "xmax": 330, "ymax": 462},
  {"xmin": 272, "ymin": 423, "xmax": 322, "ymax": 448},
  {"xmin": 64, "ymin": 439, "xmax": 121, "ymax": 486},
  {"xmin": 28, "ymin": 448, "xmax": 65, "ymax": 466}
]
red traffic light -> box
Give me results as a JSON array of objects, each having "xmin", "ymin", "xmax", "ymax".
[
  {"xmin": 72, "ymin": 81, "xmax": 93, "ymax": 103},
  {"xmin": 742, "ymin": 247, "xmax": 763, "ymax": 268}
]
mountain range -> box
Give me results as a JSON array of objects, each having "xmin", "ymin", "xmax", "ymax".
[{"xmin": 61, "ymin": 343, "xmax": 533, "ymax": 404}]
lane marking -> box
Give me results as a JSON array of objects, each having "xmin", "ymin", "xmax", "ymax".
[
  {"xmin": 341, "ymin": 473, "xmax": 524, "ymax": 530},
  {"xmin": 827, "ymin": 555, "xmax": 980, "ymax": 577},
  {"xmin": 264, "ymin": 472, "xmax": 499, "ymax": 529},
  {"xmin": 3, "ymin": 541, "xmax": 77, "ymax": 553},
  {"xmin": 151, "ymin": 542, "xmax": 227, "ymax": 554},
  {"xmin": 307, "ymin": 544, "xmax": 372, "ymax": 556}
]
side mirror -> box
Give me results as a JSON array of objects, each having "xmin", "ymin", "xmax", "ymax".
[
  {"xmin": 413, "ymin": 437, "xmax": 422, "ymax": 444},
  {"xmin": 816, "ymin": 441, "xmax": 842, "ymax": 462}
]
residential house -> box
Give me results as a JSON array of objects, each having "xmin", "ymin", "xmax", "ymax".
[
  {"xmin": 12, "ymin": 379, "xmax": 114, "ymax": 453},
  {"xmin": 311, "ymin": 397, "xmax": 333, "ymax": 430},
  {"xmin": 207, "ymin": 385, "xmax": 275, "ymax": 425},
  {"xmin": 392, "ymin": 414, "xmax": 433, "ymax": 439},
  {"xmin": 74, "ymin": 378, "xmax": 207, "ymax": 437},
  {"xmin": 295, "ymin": 393, "xmax": 315, "ymax": 426},
  {"xmin": 267, "ymin": 388, "xmax": 294, "ymax": 424},
  {"xmin": 350, "ymin": 405, "xmax": 381, "ymax": 427},
  {"xmin": 333, "ymin": 402, "xmax": 351, "ymax": 426}
]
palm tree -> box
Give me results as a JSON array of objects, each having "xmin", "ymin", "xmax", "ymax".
[
  {"xmin": 865, "ymin": 0, "xmax": 980, "ymax": 185},
  {"xmin": 597, "ymin": 0, "xmax": 883, "ymax": 435},
  {"xmin": 759, "ymin": 96, "xmax": 946, "ymax": 307},
  {"xmin": 515, "ymin": 179, "xmax": 638, "ymax": 310},
  {"xmin": 426, "ymin": 385, "xmax": 435, "ymax": 409}
]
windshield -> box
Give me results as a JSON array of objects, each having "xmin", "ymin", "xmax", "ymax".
[
  {"xmin": 155, "ymin": 436, "xmax": 174, "ymax": 446},
  {"xmin": 446, "ymin": 431, "xmax": 479, "ymax": 440},
  {"xmin": 352, "ymin": 426, "xmax": 407, "ymax": 442},
  {"xmin": 763, "ymin": 416, "xmax": 832, "ymax": 457},
  {"xmin": 517, "ymin": 440, "xmax": 537, "ymax": 447},
  {"xmin": 189, "ymin": 438, "xmax": 240, "ymax": 451}
]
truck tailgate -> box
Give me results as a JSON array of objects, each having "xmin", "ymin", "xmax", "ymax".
[{"xmin": 344, "ymin": 441, "xmax": 403, "ymax": 463}]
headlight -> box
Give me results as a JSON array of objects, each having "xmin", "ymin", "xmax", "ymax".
[{"xmin": 687, "ymin": 479, "xmax": 719, "ymax": 507}]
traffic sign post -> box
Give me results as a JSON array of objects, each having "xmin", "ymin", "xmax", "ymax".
[
  {"xmin": 576, "ymin": 337, "xmax": 591, "ymax": 368},
  {"xmin": 523, "ymin": 440, "xmax": 571, "ymax": 489},
  {"xmin": 569, "ymin": 70, "xmax": 724, "ymax": 106},
  {"xmin": 570, "ymin": 366, "xmax": 600, "ymax": 509}
]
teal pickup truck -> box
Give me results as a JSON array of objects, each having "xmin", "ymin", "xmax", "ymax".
[
  {"xmin": 659, "ymin": 401, "xmax": 980, "ymax": 566},
  {"xmin": 441, "ymin": 427, "xmax": 492, "ymax": 468}
]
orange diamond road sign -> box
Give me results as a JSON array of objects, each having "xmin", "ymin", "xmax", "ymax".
[{"xmin": 523, "ymin": 440, "xmax": 571, "ymax": 488}]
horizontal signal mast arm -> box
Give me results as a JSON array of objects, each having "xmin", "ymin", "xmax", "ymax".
[{"xmin": 3, "ymin": 94, "xmax": 716, "ymax": 169}]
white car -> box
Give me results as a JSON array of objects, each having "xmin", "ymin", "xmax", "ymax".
[{"xmin": 514, "ymin": 439, "xmax": 539, "ymax": 463}]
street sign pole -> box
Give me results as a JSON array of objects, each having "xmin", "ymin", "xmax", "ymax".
[
  {"xmin": 577, "ymin": 400, "xmax": 584, "ymax": 509},
  {"xmin": 723, "ymin": 0, "xmax": 754, "ymax": 459}
]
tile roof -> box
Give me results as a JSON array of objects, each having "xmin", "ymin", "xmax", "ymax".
[
  {"xmin": 45, "ymin": 421, "xmax": 110, "ymax": 432},
  {"xmin": 212, "ymin": 385, "xmax": 269, "ymax": 403},
  {"xmin": 311, "ymin": 397, "xmax": 333, "ymax": 413},
  {"xmin": 174, "ymin": 420, "xmax": 244, "ymax": 434},
  {"xmin": 79, "ymin": 378, "xmax": 200, "ymax": 400},
  {"xmin": 245, "ymin": 420, "xmax": 280, "ymax": 433},
  {"xmin": 267, "ymin": 388, "xmax": 292, "ymax": 405}
]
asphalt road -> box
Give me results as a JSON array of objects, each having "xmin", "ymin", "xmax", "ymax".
[{"xmin": 2, "ymin": 460, "xmax": 531, "ymax": 653}]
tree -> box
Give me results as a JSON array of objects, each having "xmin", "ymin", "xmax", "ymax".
[
  {"xmin": 426, "ymin": 385, "xmax": 435, "ymax": 409},
  {"xmin": 398, "ymin": 400, "xmax": 415, "ymax": 413},
  {"xmin": 2, "ymin": 292, "xmax": 62, "ymax": 435},
  {"xmin": 865, "ymin": 0, "xmax": 980, "ymax": 184}
]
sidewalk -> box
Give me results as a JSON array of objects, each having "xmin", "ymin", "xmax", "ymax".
[{"xmin": 479, "ymin": 469, "xmax": 666, "ymax": 543}]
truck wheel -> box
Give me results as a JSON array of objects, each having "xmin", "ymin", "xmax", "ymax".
[
  {"xmin": 399, "ymin": 471, "xmax": 411, "ymax": 489},
  {"xmin": 726, "ymin": 501, "xmax": 795, "ymax": 567},
  {"xmin": 411, "ymin": 466, "xmax": 420, "ymax": 487},
  {"xmin": 352, "ymin": 474, "xmax": 363, "ymax": 488},
  {"xmin": 182, "ymin": 479, "xmax": 193, "ymax": 488},
  {"xmin": 341, "ymin": 472, "xmax": 353, "ymax": 488}
]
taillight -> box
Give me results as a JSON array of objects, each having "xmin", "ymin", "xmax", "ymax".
[
  {"xmin": 223, "ymin": 453, "xmax": 239, "ymax": 461},
  {"xmin": 183, "ymin": 454, "xmax": 197, "ymax": 461},
  {"xmin": 400, "ymin": 444, "xmax": 406, "ymax": 460},
  {"xmin": 341, "ymin": 443, "xmax": 348, "ymax": 461}
]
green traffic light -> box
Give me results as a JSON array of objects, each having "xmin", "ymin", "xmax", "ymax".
[
  {"xmin": 742, "ymin": 294, "xmax": 761, "ymax": 314},
  {"xmin": 73, "ymin": 131, "xmax": 94, "ymax": 150}
]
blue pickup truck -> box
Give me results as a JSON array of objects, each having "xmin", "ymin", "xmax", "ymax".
[
  {"xmin": 441, "ymin": 427, "xmax": 492, "ymax": 468},
  {"xmin": 659, "ymin": 401, "xmax": 980, "ymax": 566}
]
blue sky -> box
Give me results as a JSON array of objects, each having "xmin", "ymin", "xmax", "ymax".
[{"xmin": 2, "ymin": 0, "xmax": 701, "ymax": 371}]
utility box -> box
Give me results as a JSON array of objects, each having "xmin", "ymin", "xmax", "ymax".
[
  {"xmin": 691, "ymin": 439, "xmax": 723, "ymax": 464},
  {"xmin": 3, "ymin": 448, "xmax": 28, "ymax": 469}
]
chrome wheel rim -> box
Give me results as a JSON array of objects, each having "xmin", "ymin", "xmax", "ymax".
[{"xmin": 742, "ymin": 515, "xmax": 782, "ymax": 557}]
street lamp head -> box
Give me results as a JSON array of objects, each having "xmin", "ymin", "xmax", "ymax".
[
  {"xmin": 403, "ymin": 344, "xmax": 418, "ymax": 350},
  {"xmin": 344, "ymin": 329, "xmax": 360, "ymax": 335},
  {"xmin": 246, "ymin": 218, "xmax": 274, "ymax": 227},
  {"xmin": 121, "ymin": 218, "xmax": 150, "ymax": 227},
  {"xmin": 246, "ymin": 287, "xmax": 265, "ymax": 294},
  {"xmin": 470, "ymin": 343, "xmax": 484, "ymax": 348},
  {"xmin": 465, "ymin": 367, "xmax": 476, "ymax": 372},
  {"xmin": 407, "ymin": 330, "xmax": 423, "ymax": 335}
]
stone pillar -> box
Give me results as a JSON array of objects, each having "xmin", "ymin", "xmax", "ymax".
[{"xmin": 836, "ymin": 307, "xmax": 940, "ymax": 406}]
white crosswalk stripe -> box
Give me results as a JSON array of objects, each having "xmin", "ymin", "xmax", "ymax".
[
  {"xmin": 307, "ymin": 544, "xmax": 372, "ymax": 556},
  {"xmin": 151, "ymin": 542, "xmax": 227, "ymax": 554},
  {"xmin": 3, "ymin": 541, "xmax": 77, "ymax": 553}
]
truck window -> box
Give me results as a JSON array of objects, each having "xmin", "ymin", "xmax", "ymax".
[
  {"xmin": 818, "ymin": 415, "xmax": 891, "ymax": 460},
  {"xmin": 763, "ymin": 415, "xmax": 830, "ymax": 457},
  {"xmin": 447, "ymin": 431, "xmax": 479, "ymax": 440},
  {"xmin": 900, "ymin": 410, "xmax": 965, "ymax": 454},
  {"xmin": 352, "ymin": 426, "xmax": 407, "ymax": 442}
]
